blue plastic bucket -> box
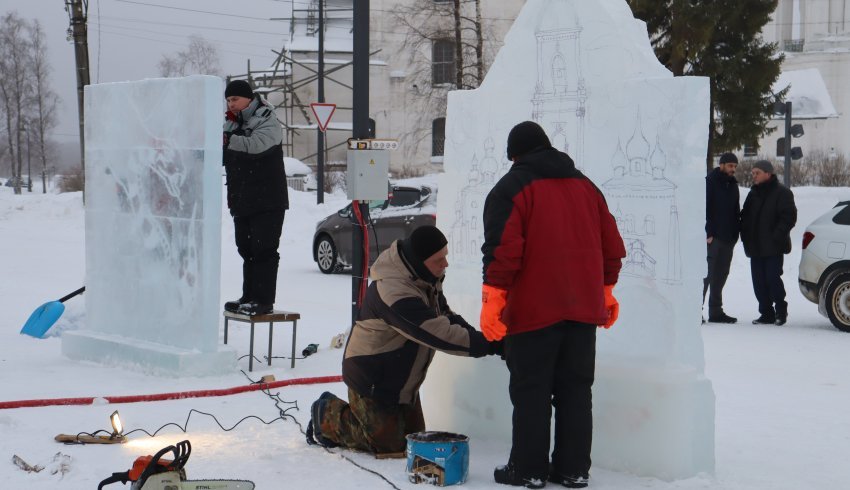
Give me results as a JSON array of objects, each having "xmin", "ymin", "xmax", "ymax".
[{"xmin": 406, "ymin": 431, "xmax": 469, "ymax": 486}]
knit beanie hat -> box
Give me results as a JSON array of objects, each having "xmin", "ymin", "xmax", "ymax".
[
  {"xmin": 400, "ymin": 225, "xmax": 448, "ymax": 281},
  {"xmin": 719, "ymin": 152, "xmax": 738, "ymax": 164},
  {"xmin": 506, "ymin": 121, "xmax": 552, "ymax": 160},
  {"xmin": 753, "ymin": 160, "xmax": 774, "ymax": 174},
  {"xmin": 225, "ymin": 80, "xmax": 253, "ymax": 99}
]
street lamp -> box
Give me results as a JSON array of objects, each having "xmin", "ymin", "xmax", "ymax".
[{"xmin": 773, "ymin": 100, "xmax": 804, "ymax": 187}]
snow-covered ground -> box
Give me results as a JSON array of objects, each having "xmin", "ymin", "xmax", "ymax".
[{"xmin": 1, "ymin": 181, "xmax": 849, "ymax": 489}]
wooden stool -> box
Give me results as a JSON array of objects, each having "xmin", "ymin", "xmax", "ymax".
[{"xmin": 223, "ymin": 310, "xmax": 300, "ymax": 372}]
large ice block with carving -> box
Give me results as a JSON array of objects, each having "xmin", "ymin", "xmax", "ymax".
[
  {"xmin": 423, "ymin": 0, "xmax": 714, "ymax": 479},
  {"xmin": 62, "ymin": 76, "xmax": 235, "ymax": 376}
]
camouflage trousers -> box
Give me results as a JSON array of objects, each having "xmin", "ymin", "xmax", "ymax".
[{"xmin": 319, "ymin": 388, "xmax": 425, "ymax": 454}]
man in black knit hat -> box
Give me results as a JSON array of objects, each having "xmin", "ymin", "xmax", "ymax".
[
  {"xmin": 482, "ymin": 121, "xmax": 625, "ymax": 489},
  {"xmin": 306, "ymin": 225, "xmax": 501, "ymax": 454},
  {"xmin": 703, "ymin": 152, "xmax": 741, "ymax": 324},
  {"xmin": 741, "ymin": 160, "xmax": 797, "ymax": 325},
  {"xmin": 222, "ymin": 79, "xmax": 288, "ymax": 316}
]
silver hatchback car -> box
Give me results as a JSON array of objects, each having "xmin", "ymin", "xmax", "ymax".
[{"xmin": 798, "ymin": 200, "xmax": 850, "ymax": 331}]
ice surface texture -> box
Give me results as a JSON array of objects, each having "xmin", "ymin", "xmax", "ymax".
[
  {"xmin": 424, "ymin": 0, "xmax": 714, "ymax": 479},
  {"xmin": 63, "ymin": 76, "xmax": 233, "ymax": 375}
]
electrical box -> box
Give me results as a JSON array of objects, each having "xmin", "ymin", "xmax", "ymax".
[{"xmin": 347, "ymin": 149, "xmax": 389, "ymax": 200}]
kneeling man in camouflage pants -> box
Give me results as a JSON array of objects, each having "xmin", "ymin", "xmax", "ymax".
[{"xmin": 306, "ymin": 226, "xmax": 500, "ymax": 454}]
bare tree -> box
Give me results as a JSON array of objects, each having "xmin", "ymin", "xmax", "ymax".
[
  {"xmin": 158, "ymin": 35, "xmax": 223, "ymax": 77},
  {"xmin": 390, "ymin": 0, "xmax": 492, "ymax": 161},
  {"xmin": 28, "ymin": 19, "xmax": 60, "ymax": 193},
  {"xmin": 0, "ymin": 12, "xmax": 31, "ymax": 194}
]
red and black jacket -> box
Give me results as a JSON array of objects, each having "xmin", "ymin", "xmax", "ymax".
[{"xmin": 482, "ymin": 147, "xmax": 626, "ymax": 334}]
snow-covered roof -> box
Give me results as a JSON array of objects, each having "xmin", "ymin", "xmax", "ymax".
[
  {"xmin": 773, "ymin": 68, "xmax": 839, "ymax": 119},
  {"xmin": 284, "ymin": 157, "xmax": 312, "ymax": 176}
]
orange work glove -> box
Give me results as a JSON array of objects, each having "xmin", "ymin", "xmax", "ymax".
[
  {"xmin": 480, "ymin": 284, "xmax": 508, "ymax": 341},
  {"xmin": 601, "ymin": 284, "xmax": 619, "ymax": 329}
]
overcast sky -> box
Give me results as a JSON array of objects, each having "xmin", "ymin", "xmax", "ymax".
[{"xmin": 0, "ymin": 0, "xmax": 296, "ymax": 143}]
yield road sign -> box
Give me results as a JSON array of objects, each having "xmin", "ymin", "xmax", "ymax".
[{"xmin": 310, "ymin": 103, "xmax": 337, "ymax": 132}]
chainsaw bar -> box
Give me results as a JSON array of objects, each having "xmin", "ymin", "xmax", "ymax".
[{"xmin": 137, "ymin": 472, "xmax": 254, "ymax": 490}]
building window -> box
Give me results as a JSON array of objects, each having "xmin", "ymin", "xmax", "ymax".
[
  {"xmin": 743, "ymin": 142, "xmax": 758, "ymax": 157},
  {"xmin": 432, "ymin": 118, "xmax": 446, "ymax": 157},
  {"xmin": 432, "ymin": 39, "xmax": 456, "ymax": 86}
]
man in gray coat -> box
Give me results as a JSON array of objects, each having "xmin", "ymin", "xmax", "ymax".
[
  {"xmin": 740, "ymin": 160, "xmax": 797, "ymax": 325},
  {"xmin": 222, "ymin": 80, "xmax": 288, "ymax": 316}
]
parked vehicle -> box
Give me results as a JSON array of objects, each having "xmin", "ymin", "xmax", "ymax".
[
  {"xmin": 312, "ymin": 184, "xmax": 436, "ymax": 274},
  {"xmin": 798, "ymin": 200, "xmax": 850, "ymax": 332},
  {"xmin": 4, "ymin": 176, "xmax": 31, "ymax": 189}
]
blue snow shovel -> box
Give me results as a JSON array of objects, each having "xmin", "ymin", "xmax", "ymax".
[{"xmin": 20, "ymin": 286, "xmax": 86, "ymax": 338}]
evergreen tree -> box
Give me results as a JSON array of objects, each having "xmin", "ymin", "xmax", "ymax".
[{"xmin": 627, "ymin": 0, "xmax": 784, "ymax": 170}]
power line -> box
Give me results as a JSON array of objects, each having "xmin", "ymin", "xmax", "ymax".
[
  {"xmin": 113, "ymin": 0, "xmax": 279, "ymax": 21},
  {"xmin": 94, "ymin": 28, "xmax": 276, "ymax": 58},
  {"xmin": 88, "ymin": 20, "xmax": 285, "ymax": 49},
  {"xmin": 96, "ymin": 15, "xmax": 288, "ymax": 36}
]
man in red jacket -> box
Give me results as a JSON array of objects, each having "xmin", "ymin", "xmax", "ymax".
[{"xmin": 481, "ymin": 121, "xmax": 626, "ymax": 489}]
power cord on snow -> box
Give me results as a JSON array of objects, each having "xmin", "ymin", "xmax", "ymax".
[
  {"xmin": 64, "ymin": 371, "xmax": 400, "ymax": 488},
  {"xmin": 241, "ymin": 371, "xmax": 401, "ymax": 490}
]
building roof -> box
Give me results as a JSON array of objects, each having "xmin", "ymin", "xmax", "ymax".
[{"xmin": 773, "ymin": 68, "xmax": 839, "ymax": 119}]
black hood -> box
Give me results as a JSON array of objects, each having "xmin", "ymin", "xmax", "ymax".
[{"xmin": 513, "ymin": 147, "xmax": 584, "ymax": 180}]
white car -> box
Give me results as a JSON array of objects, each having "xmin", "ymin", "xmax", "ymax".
[{"xmin": 798, "ymin": 200, "xmax": 850, "ymax": 331}]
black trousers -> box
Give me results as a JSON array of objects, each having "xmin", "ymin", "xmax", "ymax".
[
  {"xmin": 703, "ymin": 238, "xmax": 734, "ymax": 316},
  {"xmin": 750, "ymin": 255, "xmax": 787, "ymax": 318},
  {"xmin": 233, "ymin": 210, "xmax": 285, "ymax": 305},
  {"xmin": 504, "ymin": 322, "xmax": 596, "ymax": 479}
]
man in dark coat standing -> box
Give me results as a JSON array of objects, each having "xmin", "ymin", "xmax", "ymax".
[
  {"xmin": 704, "ymin": 152, "xmax": 741, "ymax": 323},
  {"xmin": 481, "ymin": 121, "xmax": 626, "ymax": 489},
  {"xmin": 740, "ymin": 160, "xmax": 797, "ymax": 325},
  {"xmin": 222, "ymin": 80, "xmax": 289, "ymax": 316}
]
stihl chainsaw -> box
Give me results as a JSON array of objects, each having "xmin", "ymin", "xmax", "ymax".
[{"xmin": 98, "ymin": 440, "xmax": 254, "ymax": 490}]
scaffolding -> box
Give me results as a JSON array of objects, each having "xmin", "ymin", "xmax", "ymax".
[{"xmin": 228, "ymin": 0, "xmax": 358, "ymax": 166}]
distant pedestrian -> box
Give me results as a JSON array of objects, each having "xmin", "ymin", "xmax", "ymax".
[
  {"xmin": 704, "ymin": 152, "xmax": 740, "ymax": 323},
  {"xmin": 222, "ymin": 80, "xmax": 289, "ymax": 316},
  {"xmin": 481, "ymin": 121, "xmax": 626, "ymax": 489},
  {"xmin": 740, "ymin": 160, "xmax": 797, "ymax": 325}
]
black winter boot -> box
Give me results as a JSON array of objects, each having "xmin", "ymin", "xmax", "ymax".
[
  {"xmin": 752, "ymin": 314, "xmax": 776, "ymax": 325},
  {"xmin": 494, "ymin": 461, "xmax": 546, "ymax": 489},
  {"xmin": 237, "ymin": 302, "xmax": 273, "ymax": 316},
  {"xmin": 224, "ymin": 298, "xmax": 247, "ymax": 313},
  {"xmin": 306, "ymin": 392, "xmax": 340, "ymax": 448}
]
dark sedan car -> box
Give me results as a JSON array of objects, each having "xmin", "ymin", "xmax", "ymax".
[{"xmin": 312, "ymin": 184, "xmax": 436, "ymax": 273}]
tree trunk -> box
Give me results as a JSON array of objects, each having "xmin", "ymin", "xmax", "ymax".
[
  {"xmin": 453, "ymin": 0, "xmax": 463, "ymax": 88},
  {"xmin": 706, "ymin": 97, "xmax": 715, "ymax": 173},
  {"xmin": 475, "ymin": 0, "xmax": 484, "ymax": 85}
]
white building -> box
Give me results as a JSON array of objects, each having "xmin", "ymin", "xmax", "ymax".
[
  {"xmin": 250, "ymin": 0, "xmax": 523, "ymax": 174},
  {"xmin": 756, "ymin": 0, "xmax": 849, "ymax": 159}
]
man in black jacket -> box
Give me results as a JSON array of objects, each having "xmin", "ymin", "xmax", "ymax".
[
  {"xmin": 222, "ymin": 80, "xmax": 289, "ymax": 316},
  {"xmin": 704, "ymin": 152, "xmax": 740, "ymax": 323},
  {"xmin": 740, "ymin": 160, "xmax": 797, "ymax": 325}
]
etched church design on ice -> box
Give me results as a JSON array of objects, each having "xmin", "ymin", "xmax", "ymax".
[{"xmin": 601, "ymin": 112, "xmax": 682, "ymax": 285}]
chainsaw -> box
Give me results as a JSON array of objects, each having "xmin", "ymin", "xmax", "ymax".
[{"xmin": 98, "ymin": 440, "xmax": 255, "ymax": 490}]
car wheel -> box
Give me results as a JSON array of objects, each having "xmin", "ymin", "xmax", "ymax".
[
  {"xmin": 315, "ymin": 235, "xmax": 342, "ymax": 274},
  {"xmin": 824, "ymin": 271, "xmax": 850, "ymax": 332}
]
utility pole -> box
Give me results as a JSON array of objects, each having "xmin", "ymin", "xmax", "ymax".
[
  {"xmin": 350, "ymin": 0, "xmax": 370, "ymax": 325},
  {"xmin": 66, "ymin": 0, "xmax": 91, "ymax": 201},
  {"xmin": 317, "ymin": 0, "xmax": 325, "ymax": 204},
  {"xmin": 783, "ymin": 101, "xmax": 792, "ymax": 186}
]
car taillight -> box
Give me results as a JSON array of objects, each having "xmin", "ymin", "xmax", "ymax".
[{"xmin": 802, "ymin": 231, "xmax": 815, "ymax": 249}]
